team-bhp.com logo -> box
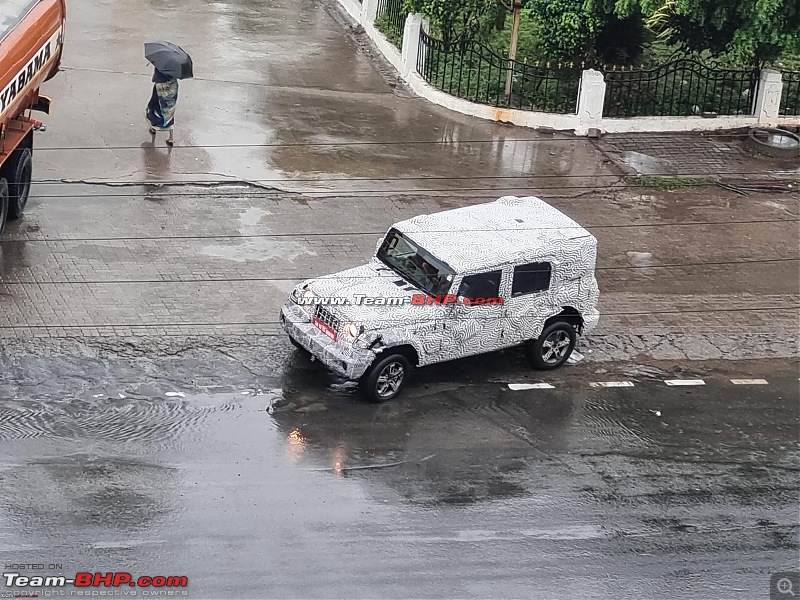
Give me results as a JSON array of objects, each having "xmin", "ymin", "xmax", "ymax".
[
  {"xmin": 298, "ymin": 294, "xmax": 503, "ymax": 306},
  {"xmin": 4, "ymin": 571, "xmax": 188, "ymax": 591}
]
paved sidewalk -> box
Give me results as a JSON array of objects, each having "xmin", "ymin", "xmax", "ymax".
[{"xmin": 597, "ymin": 130, "xmax": 800, "ymax": 177}]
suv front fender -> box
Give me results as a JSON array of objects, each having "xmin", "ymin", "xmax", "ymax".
[{"xmin": 363, "ymin": 333, "xmax": 423, "ymax": 368}]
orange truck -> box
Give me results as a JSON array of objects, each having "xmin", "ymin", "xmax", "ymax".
[{"xmin": 0, "ymin": 0, "xmax": 65, "ymax": 236}]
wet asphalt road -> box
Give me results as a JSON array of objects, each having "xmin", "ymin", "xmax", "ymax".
[
  {"xmin": 0, "ymin": 0, "xmax": 798, "ymax": 597},
  {"xmin": 0, "ymin": 347, "xmax": 798, "ymax": 599}
]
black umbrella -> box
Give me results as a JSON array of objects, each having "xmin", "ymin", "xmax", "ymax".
[{"xmin": 144, "ymin": 41, "xmax": 193, "ymax": 79}]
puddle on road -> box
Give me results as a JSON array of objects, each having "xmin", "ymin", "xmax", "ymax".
[
  {"xmin": 621, "ymin": 151, "xmax": 677, "ymax": 175},
  {"xmin": 0, "ymin": 394, "xmax": 241, "ymax": 452},
  {"xmin": 200, "ymin": 204, "xmax": 317, "ymax": 262},
  {"xmin": 1, "ymin": 454, "xmax": 177, "ymax": 531}
]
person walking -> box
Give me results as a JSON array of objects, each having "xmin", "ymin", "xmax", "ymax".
[{"xmin": 146, "ymin": 68, "xmax": 178, "ymax": 146}]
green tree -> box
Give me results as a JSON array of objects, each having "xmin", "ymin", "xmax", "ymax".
[
  {"xmin": 401, "ymin": 0, "xmax": 504, "ymax": 46},
  {"xmin": 523, "ymin": 0, "xmax": 605, "ymax": 60},
  {"xmin": 593, "ymin": 0, "xmax": 800, "ymax": 65}
]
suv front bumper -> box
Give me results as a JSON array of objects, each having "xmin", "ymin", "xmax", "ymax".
[{"xmin": 280, "ymin": 301, "xmax": 376, "ymax": 380}]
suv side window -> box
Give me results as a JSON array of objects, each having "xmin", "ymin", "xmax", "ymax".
[
  {"xmin": 458, "ymin": 270, "xmax": 502, "ymax": 299},
  {"xmin": 512, "ymin": 262, "xmax": 551, "ymax": 297}
]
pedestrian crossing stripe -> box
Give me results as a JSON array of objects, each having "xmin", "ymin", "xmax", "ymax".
[
  {"xmin": 508, "ymin": 383, "xmax": 554, "ymax": 390},
  {"xmin": 500, "ymin": 378, "xmax": 775, "ymax": 390},
  {"xmin": 664, "ymin": 379, "xmax": 705, "ymax": 386}
]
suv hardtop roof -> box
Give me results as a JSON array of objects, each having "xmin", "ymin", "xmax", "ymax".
[{"xmin": 393, "ymin": 196, "xmax": 595, "ymax": 273}]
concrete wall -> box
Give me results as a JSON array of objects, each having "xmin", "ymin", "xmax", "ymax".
[{"xmin": 342, "ymin": 1, "xmax": 800, "ymax": 135}]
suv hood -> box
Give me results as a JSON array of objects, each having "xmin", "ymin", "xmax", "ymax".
[{"xmin": 300, "ymin": 260, "xmax": 449, "ymax": 326}]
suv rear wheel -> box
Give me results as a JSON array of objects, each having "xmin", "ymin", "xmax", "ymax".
[
  {"xmin": 527, "ymin": 321, "xmax": 576, "ymax": 370},
  {"xmin": 360, "ymin": 353, "xmax": 411, "ymax": 402}
]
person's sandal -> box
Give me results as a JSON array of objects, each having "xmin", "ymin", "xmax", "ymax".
[
  {"xmin": 166, "ymin": 139, "xmax": 174, "ymax": 146},
  {"xmin": 148, "ymin": 127, "xmax": 156, "ymax": 135}
]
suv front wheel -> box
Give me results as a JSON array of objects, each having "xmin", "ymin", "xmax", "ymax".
[
  {"xmin": 360, "ymin": 353, "xmax": 411, "ymax": 402},
  {"xmin": 527, "ymin": 321, "xmax": 577, "ymax": 370}
]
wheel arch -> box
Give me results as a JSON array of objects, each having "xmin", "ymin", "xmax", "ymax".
[
  {"xmin": 543, "ymin": 306, "xmax": 584, "ymax": 335},
  {"xmin": 375, "ymin": 343, "xmax": 420, "ymax": 367}
]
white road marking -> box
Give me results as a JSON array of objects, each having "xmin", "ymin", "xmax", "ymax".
[
  {"xmin": 730, "ymin": 379, "xmax": 768, "ymax": 385},
  {"xmin": 664, "ymin": 379, "xmax": 705, "ymax": 386},
  {"xmin": 508, "ymin": 383, "xmax": 554, "ymax": 390},
  {"xmin": 165, "ymin": 391, "xmax": 186, "ymax": 397},
  {"xmin": 590, "ymin": 381, "xmax": 635, "ymax": 388}
]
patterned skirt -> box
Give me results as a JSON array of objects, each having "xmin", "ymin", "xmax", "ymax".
[{"xmin": 145, "ymin": 80, "xmax": 178, "ymax": 131}]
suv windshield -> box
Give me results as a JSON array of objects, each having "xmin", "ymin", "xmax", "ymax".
[{"xmin": 377, "ymin": 229, "xmax": 454, "ymax": 297}]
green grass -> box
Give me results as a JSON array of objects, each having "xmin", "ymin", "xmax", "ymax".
[
  {"xmin": 374, "ymin": 13, "xmax": 404, "ymax": 49},
  {"xmin": 632, "ymin": 176, "xmax": 711, "ymax": 189}
]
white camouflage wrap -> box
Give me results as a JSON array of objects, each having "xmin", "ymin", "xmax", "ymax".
[{"xmin": 280, "ymin": 196, "xmax": 599, "ymax": 380}]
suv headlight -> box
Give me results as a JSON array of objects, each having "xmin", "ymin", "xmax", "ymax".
[
  {"xmin": 341, "ymin": 322, "xmax": 364, "ymax": 343},
  {"xmin": 294, "ymin": 287, "xmax": 315, "ymax": 314}
]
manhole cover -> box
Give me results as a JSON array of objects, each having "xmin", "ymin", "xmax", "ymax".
[{"xmin": 747, "ymin": 127, "xmax": 800, "ymax": 158}]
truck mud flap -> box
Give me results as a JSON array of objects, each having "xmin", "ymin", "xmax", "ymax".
[{"xmin": 32, "ymin": 96, "xmax": 52, "ymax": 115}]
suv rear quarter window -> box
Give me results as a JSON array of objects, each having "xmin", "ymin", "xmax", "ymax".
[
  {"xmin": 458, "ymin": 270, "xmax": 502, "ymax": 299},
  {"xmin": 511, "ymin": 262, "xmax": 552, "ymax": 297}
]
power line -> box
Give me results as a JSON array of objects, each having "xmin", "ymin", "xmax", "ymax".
[
  {"xmin": 29, "ymin": 173, "xmax": 747, "ymax": 182},
  {"xmin": 31, "ymin": 171, "xmax": 798, "ymax": 185},
  {"xmin": 0, "ymin": 258, "xmax": 796, "ymax": 286},
  {"xmin": 2, "ymin": 219, "xmax": 798, "ymax": 244},
  {"xmin": 0, "ymin": 306, "xmax": 796, "ymax": 331},
  {"xmin": 30, "ymin": 139, "xmax": 626, "ymax": 151},
  {"xmin": 30, "ymin": 135, "xmax": 761, "ymax": 152},
  {"xmin": 22, "ymin": 184, "xmax": 800, "ymax": 198}
]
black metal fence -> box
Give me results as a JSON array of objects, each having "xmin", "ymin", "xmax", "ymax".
[
  {"xmin": 602, "ymin": 59, "xmax": 759, "ymax": 117},
  {"xmin": 375, "ymin": 0, "xmax": 407, "ymax": 48},
  {"xmin": 780, "ymin": 70, "xmax": 800, "ymax": 116},
  {"xmin": 417, "ymin": 31, "xmax": 582, "ymax": 113}
]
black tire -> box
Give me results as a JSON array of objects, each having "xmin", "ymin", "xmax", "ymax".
[
  {"xmin": 4, "ymin": 146, "xmax": 33, "ymax": 220},
  {"xmin": 0, "ymin": 178, "xmax": 8, "ymax": 237},
  {"xmin": 527, "ymin": 320, "xmax": 577, "ymax": 370},
  {"xmin": 359, "ymin": 353, "xmax": 411, "ymax": 403}
]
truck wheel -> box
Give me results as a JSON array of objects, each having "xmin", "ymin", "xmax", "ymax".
[
  {"xmin": 0, "ymin": 178, "xmax": 9, "ymax": 237},
  {"xmin": 526, "ymin": 321, "xmax": 576, "ymax": 370},
  {"xmin": 359, "ymin": 353, "xmax": 410, "ymax": 403},
  {"xmin": 5, "ymin": 146, "xmax": 33, "ymax": 220}
]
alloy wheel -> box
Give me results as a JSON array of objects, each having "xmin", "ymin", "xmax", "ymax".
[
  {"xmin": 541, "ymin": 330, "xmax": 571, "ymax": 364},
  {"xmin": 376, "ymin": 362, "xmax": 405, "ymax": 398}
]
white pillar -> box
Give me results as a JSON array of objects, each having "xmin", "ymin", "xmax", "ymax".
[
  {"xmin": 575, "ymin": 69, "xmax": 606, "ymax": 136},
  {"xmin": 754, "ymin": 68, "xmax": 782, "ymax": 124},
  {"xmin": 401, "ymin": 14, "xmax": 427, "ymax": 77},
  {"xmin": 361, "ymin": 0, "xmax": 378, "ymax": 25}
]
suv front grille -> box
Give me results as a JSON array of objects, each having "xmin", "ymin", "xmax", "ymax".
[{"xmin": 313, "ymin": 305, "xmax": 342, "ymax": 334}]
